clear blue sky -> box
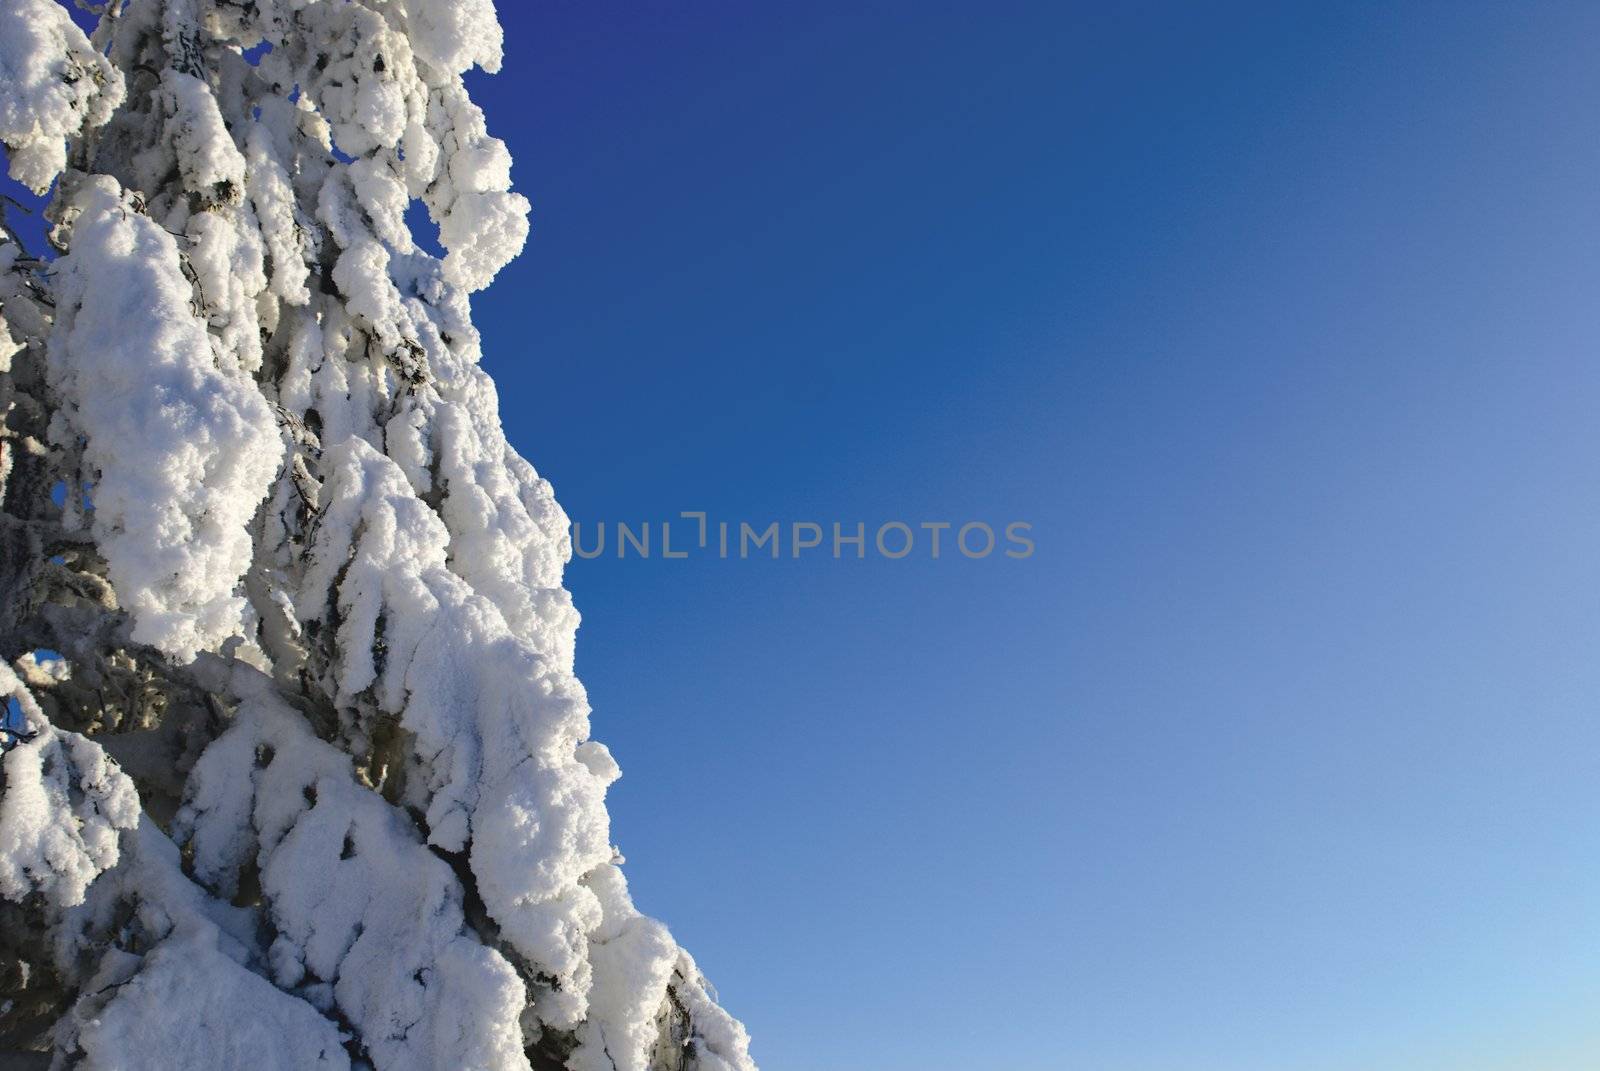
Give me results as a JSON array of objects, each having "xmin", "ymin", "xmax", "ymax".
[
  {"xmin": 471, "ymin": 4, "xmax": 1600, "ymax": 1069},
  {"xmin": 14, "ymin": 3, "xmax": 1600, "ymax": 1069}
]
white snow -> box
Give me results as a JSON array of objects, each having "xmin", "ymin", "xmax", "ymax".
[
  {"xmin": 47, "ymin": 177, "xmax": 283, "ymax": 662},
  {"xmin": 162, "ymin": 70, "xmax": 248, "ymax": 204},
  {"xmin": 177, "ymin": 670, "xmax": 532, "ymax": 1071},
  {"xmin": 74, "ymin": 927, "xmax": 351, "ymax": 1071},
  {"xmin": 0, "ymin": 0, "xmax": 123, "ymax": 193},
  {"xmin": 0, "ymin": 664, "xmax": 139, "ymax": 907},
  {"xmin": 425, "ymin": 84, "xmax": 531, "ymax": 291},
  {"xmin": 397, "ymin": 0, "xmax": 505, "ymax": 76},
  {"xmin": 296, "ymin": 439, "xmax": 608, "ymax": 1004},
  {"xmin": 52, "ymin": 819, "xmax": 352, "ymax": 1071}
]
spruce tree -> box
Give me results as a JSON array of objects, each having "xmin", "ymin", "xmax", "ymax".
[{"xmin": 0, "ymin": 2, "xmax": 755, "ymax": 1067}]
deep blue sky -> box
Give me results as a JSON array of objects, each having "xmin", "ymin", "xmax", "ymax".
[
  {"xmin": 473, "ymin": 4, "xmax": 1600, "ymax": 1069},
  {"xmin": 11, "ymin": 3, "xmax": 1600, "ymax": 1069}
]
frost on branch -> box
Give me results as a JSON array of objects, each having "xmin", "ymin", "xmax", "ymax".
[{"xmin": 0, "ymin": 0, "xmax": 755, "ymax": 1067}]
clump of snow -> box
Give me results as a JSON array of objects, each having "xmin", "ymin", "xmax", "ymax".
[
  {"xmin": 0, "ymin": 664, "xmax": 139, "ymax": 907},
  {"xmin": 244, "ymin": 119, "xmax": 313, "ymax": 306},
  {"xmin": 425, "ymin": 85, "xmax": 530, "ymax": 291},
  {"xmin": 52, "ymin": 818, "xmax": 352, "ymax": 1071},
  {"xmin": 570, "ymin": 865, "xmax": 682, "ymax": 1071},
  {"xmin": 296, "ymin": 439, "xmax": 611, "ymax": 1021},
  {"xmin": 0, "ymin": 0, "xmax": 123, "ymax": 193},
  {"xmin": 186, "ymin": 207, "xmax": 270, "ymax": 372},
  {"xmin": 177, "ymin": 670, "xmax": 532, "ymax": 1071},
  {"xmin": 47, "ymin": 177, "xmax": 283, "ymax": 661},
  {"xmin": 308, "ymin": 3, "xmax": 415, "ymax": 158},
  {"xmin": 571, "ymin": 865, "xmax": 755, "ymax": 1071},
  {"xmin": 162, "ymin": 70, "xmax": 247, "ymax": 204},
  {"xmin": 73, "ymin": 927, "xmax": 351, "ymax": 1071},
  {"xmin": 397, "ymin": 0, "xmax": 505, "ymax": 76},
  {"xmin": 290, "ymin": 446, "xmax": 754, "ymax": 1070}
]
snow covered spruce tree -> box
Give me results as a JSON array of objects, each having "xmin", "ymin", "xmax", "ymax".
[{"xmin": 0, "ymin": 1, "xmax": 756, "ymax": 1068}]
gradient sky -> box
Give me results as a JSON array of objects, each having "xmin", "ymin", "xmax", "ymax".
[
  {"xmin": 469, "ymin": 4, "xmax": 1600, "ymax": 1070},
  {"xmin": 14, "ymin": 3, "xmax": 1600, "ymax": 1069}
]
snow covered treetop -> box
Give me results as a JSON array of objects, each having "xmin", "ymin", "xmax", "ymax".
[{"xmin": 0, "ymin": 2, "xmax": 756, "ymax": 1068}]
